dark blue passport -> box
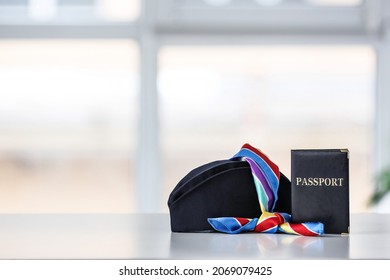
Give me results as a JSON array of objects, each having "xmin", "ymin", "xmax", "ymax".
[{"xmin": 291, "ymin": 149, "xmax": 350, "ymax": 234}]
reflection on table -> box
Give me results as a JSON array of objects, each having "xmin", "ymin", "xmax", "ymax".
[{"xmin": 0, "ymin": 213, "xmax": 388, "ymax": 259}]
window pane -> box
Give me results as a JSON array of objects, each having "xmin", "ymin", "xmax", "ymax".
[
  {"xmin": 306, "ymin": 0, "xmax": 362, "ymax": 6},
  {"xmin": 0, "ymin": 0, "xmax": 140, "ymax": 23},
  {"xmin": 95, "ymin": 0, "xmax": 140, "ymax": 22},
  {"xmin": 159, "ymin": 45, "xmax": 375, "ymax": 213},
  {"xmin": 173, "ymin": 0, "xmax": 362, "ymax": 9},
  {"xmin": 0, "ymin": 39, "xmax": 138, "ymax": 213}
]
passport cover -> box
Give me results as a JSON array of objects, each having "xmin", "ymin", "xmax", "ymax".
[{"xmin": 291, "ymin": 149, "xmax": 350, "ymax": 234}]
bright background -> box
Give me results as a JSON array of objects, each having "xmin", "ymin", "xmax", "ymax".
[{"xmin": 0, "ymin": 0, "xmax": 389, "ymax": 213}]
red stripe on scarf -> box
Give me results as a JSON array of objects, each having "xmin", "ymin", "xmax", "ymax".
[
  {"xmin": 242, "ymin": 143, "xmax": 280, "ymax": 180},
  {"xmin": 289, "ymin": 223, "xmax": 318, "ymax": 236},
  {"xmin": 236, "ymin": 218, "xmax": 250, "ymax": 226}
]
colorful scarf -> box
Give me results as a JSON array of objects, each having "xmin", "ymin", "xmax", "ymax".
[{"xmin": 208, "ymin": 144, "xmax": 324, "ymax": 236}]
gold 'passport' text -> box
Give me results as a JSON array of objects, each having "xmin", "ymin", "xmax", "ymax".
[{"xmin": 296, "ymin": 177, "xmax": 344, "ymax": 187}]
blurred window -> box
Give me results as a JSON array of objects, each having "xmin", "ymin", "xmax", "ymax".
[
  {"xmin": 306, "ymin": 0, "xmax": 362, "ymax": 6},
  {"xmin": 159, "ymin": 45, "xmax": 375, "ymax": 213},
  {"xmin": 172, "ymin": 0, "xmax": 362, "ymax": 8},
  {"xmin": 0, "ymin": 0, "xmax": 140, "ymax": 23},
  {"xmin": 0, "ymin": 39, "xmax": 138, "ymax": 213},
  {"xmin": 0, "ymin": 0, "xmax": 383, "ymax": 214}
]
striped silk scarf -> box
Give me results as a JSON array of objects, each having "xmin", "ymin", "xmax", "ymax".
[{"xmin": 208, "ymin": 144, "xmax": 324, "ymax": 236}]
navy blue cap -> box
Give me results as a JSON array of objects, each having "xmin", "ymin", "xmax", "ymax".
[{"xmin": 168, "ymin": 159, "xmax": 291, "ymax": 232}]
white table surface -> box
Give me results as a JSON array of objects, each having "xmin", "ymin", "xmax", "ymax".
[{"xmin": 0, "ymin": 213, "xmax": 389, "ymax": 259}]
